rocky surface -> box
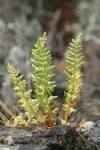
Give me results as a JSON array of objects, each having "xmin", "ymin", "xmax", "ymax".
[
  {"xmin": 0, "ymin": 123, "xmax": 99, "ymax": 150},
  {"xmin": 81, "ymin": 120, "xmax": 100, "ymax": 147}
]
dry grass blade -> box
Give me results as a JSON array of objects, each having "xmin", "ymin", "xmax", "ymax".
[
  {"xmin": 0, "ymin": 111, "xmax": 8, "ymax": 124},
  {"xmin": 0, "ymin": 99, "xmax": 14, "ymax": 117}
]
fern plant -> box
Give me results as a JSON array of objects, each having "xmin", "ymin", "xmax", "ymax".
[
  {"xmin": 4, "ymin": 33, "xmax": 84, "ymax": 127},
  {"xmin": 7, "ymin": 63, "xmax": 39, "ymax": 126},
  {"xmin": 31, "ymin": 33, "xmax": 57, "ymax": 126},
  {"xmin": 61, "ymin": 33, "xmax": 84, "ymax": 125}
]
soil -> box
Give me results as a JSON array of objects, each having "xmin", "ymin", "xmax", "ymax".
[{"xmin": 0, "ymin": 123, "xmax": 99, "ymax": 150}]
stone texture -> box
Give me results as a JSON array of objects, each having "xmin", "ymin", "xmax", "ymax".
[{"xmin": 0, "ymin": 125, "xmax": 99, "ymax": 150}]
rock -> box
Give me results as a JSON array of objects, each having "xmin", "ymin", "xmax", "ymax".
[
  {"xmin": 77, "ymin": 0, "xmax": 100, "ymax": 41},
  {"xmin": 82, "ymin": 121, "xmax": 95, "ymax": 132},
  {"xmin": 81, "ymin": 121, "xmax": 100, "ymax": 148},
  {"xmin": 0, "ymin": 125, "xmax": 99, "ymax": 150}
]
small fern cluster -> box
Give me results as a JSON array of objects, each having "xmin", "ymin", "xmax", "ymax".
[
  {"xmin": 7, "ymin": 33, "xmax": 58, "ymax": 126},
  {"xmin": 6, "ymin": 33, "xmax": 84, "ymax": 127}
]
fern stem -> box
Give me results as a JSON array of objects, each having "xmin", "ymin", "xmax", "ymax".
[{"xmin": 64, "ymin": 79, "xmax": 75, "ymax": 124}]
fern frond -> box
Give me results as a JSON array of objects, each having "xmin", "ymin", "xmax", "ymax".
[
  {"xmin": 62, "ymin": 33, "xmax": 84, "ymax": 125},
  {"xmin": 31, "ymin": 33, "xmax": 57, "ymax": 115},
  {"xmin": 7, "ymin": 63, "xmax": 39, "ymax": 125}
]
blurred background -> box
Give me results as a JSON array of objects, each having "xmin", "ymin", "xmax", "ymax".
[{"xmin": 0, "ymin": 0, "xmax": 100, "ymax": 122}]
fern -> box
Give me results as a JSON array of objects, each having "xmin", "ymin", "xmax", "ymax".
[
  {"xmin": 31, "ymin": 33, "xmax": 57, "ymax": 125},
  {"xmin": 7, "ymin": 63, "xmax": 39, "ymax": 125},
  {"xmin": 61, "ymin": 33, "xmax": 84, "ymax": 125},
  {"xmin": 5, "ymin": 33, "xmax": 84, "ymax": 127}
]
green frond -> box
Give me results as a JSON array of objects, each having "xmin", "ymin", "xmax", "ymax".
[
  {"xmin": 65, "ymin": 33, "xmax": 84, "ymax": 92},
  {"xmin": 31, "ymin": 33, "xmax": 57, "ymax": 114},
  {"xmin": 7, "ymin": 63, "xmax": 39, "ymax": 125},
  {"xmin": 63, "ymin": 33, "xmax": 84, "ymax": 125}
]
